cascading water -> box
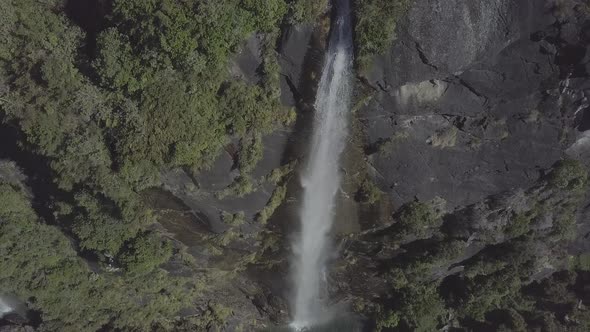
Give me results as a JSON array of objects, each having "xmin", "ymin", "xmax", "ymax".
[
  {"xmin": 290, "ymin": 0, "xmax": 353, "ymax": 329},
  {"xmin": 0, "ymin": 297, "xmax": 12, "ymax": 318}
]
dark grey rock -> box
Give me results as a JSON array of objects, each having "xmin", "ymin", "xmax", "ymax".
[
  {"xmin": 231, "ymin": 34, "xmax": 263, "ymax": 84},
  {"xmin": 194, "ymin": 149, "xmax": 236, "ymax": 192},
  {"xmin": 279, "ymin": 24, "xmax": 314, "ymax": 90},
  {"xmin": 357, "ymin": 0, "xmax": 590, "ymax": 212},
  {"xmin": 365, "ymin": 0, "xmax": 545, "ymax": 90},
  {"xmin": 160, "ymin": 129, "xmax": 290, "ymax": 248}
]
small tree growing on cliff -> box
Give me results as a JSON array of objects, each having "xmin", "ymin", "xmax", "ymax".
[{"xmin": 393, "ymin": 199, "xmax": 444, "ymax": 240}]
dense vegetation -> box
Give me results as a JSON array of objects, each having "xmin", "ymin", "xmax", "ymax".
[
  {"xmin": 0, "ymin": 0, "xmax": 315, "ymax": 330},
  {"xmin": 0, "ymin": 167, "xmax": 195, "ymax": 331},
  {"xmin": 348, "ymin": 160, "xmax": 590, "ymax": 331}
]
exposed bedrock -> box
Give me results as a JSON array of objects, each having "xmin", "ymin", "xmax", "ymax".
[{"xmin": 357, "ymin": 0, "xmax": 590, "ymax": 213}]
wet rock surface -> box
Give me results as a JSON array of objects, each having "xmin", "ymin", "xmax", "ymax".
[{"xmin": 357, "ymin": 0, "xmax": 590, "ymax": 212}]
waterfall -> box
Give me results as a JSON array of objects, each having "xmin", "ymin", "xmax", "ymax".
[
  {"xmin": 290, "ymin": 0, "xmax": 353, "ymax": 329},
  {"xmin": 0, "ymin": 297, "xmax": 12, "ymax": 318}
]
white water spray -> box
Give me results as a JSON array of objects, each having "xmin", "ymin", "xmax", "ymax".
[
  {"xmin": 0, "ymin": 297, "xmax": 13, "ymax": 318},
  {"xmin": 290, "ymin": 0, "xmax": 353, "ymax": 329}
]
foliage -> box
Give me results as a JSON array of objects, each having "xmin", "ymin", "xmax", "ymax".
[
  {"xmin": 569, "ymin": 254, "xmax": 590, "ymax": 271},
  {"xmin": 393, "ymin": 200, "xmax": 440, "ymax": 239},
  {"xmin": 238, "ymin": 132, "xmax": 264, "ymax": 174},
  {"xmin": 460, "ymin": 270, "xmax": 525, "ymax": 321},
  {"xmin": 221, "ymin": 211, "xmax": 246, "ymax": 227},
  {"xmin": 353, "ymin": 0, "xmax": 412, "ymax": 70},
  {"xmin": 220, "ymin": 80, "xmax": 293, "ymax": 137},
  {"xmin": 393, "ymin": 283, "xmax": 446, "ymax": 331},
  {"xmin": 520, "ymin": 271, "xmax": 590, "ymax": 331},
  {"xmin": 242, "ymin": 0, "xmax": 288, "ymax": 32},
  {"xmin": 361, "ymin": 160, "xmax": 590, "ymax": 331},
  {"xmin": 355, "ymin": 178, "xmax": 382, "ymax": 204},
  {"xmin": 0, "ymin": 0, "xmax": 294, "ymax": 243},
  {"xmin": 0, "ymin": 0, "xmax": 296, "ymax": 329},
  {"xmin": 548, "ymin": 159, "xmax": 588, "ymax": 191},
  {"xmin": 0, "ymin": 184, "xmax": 36, "ymax": 222},
  {"xmin": 94, "ymin": 28, "xmax": 144, "ymax": 93},
  {"xmin": 505, "ymin": 211, "xmax": 534, "ymax": 238},
  {"xmin": 0, "ymin": 179, "xmax": 193, "ymax": 332},
  {"xmin": 256, "ymin": 184, "xmax": 288, "ymax": 224},
  {"xmin": 402, "ymin": 240, "xmax": 466, "ymax": 276},
  {"xmin": 289, "ymin": 0, "xmax": 328, "ymax": 23},
  {"xmin": 267, "ymin": 160, "xmax": 297, "ymax": 184},
  {"xmin": 373, "ymin": 131, "xmax": 409, "ymax": 156},
  {"xmin": 118, "ymin": 232, "xmax": 173, "ymax": 274},
  {"xmin": 218, "ymin": 175, "xmax": 256, "ymax": 198},
  {"xmin": 550, "ymin": 212, "xmax": 577, "ymax": 241},
  {"xmin": 375, "ymin": 309, "xmax": 400, "ymax": 331},
  {"xmin": 496, "ymin": 309, "xmax": 528, "ymax": 332}
]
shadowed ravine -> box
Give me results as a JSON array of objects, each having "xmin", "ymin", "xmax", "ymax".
[{"xmin": 290, "ymin": 0, "xmax": 354, "ymax": 329}]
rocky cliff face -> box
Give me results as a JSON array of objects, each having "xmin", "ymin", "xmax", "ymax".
[
  {"xmin": 149, "ymin": 0, "xmax": 590, "ymax": 329},
  {"xmin": 330, "ymin": 0, "xmax": 590, "ymax": 329},
  {"xmin": 357, "ymin": 0, "xmax": 590, "ymax": 212}
]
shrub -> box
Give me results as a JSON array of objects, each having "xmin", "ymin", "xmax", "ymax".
[
  {"xmin": 496, "ymin": 309, "xmax": 528, "ymax": 332},
  {"xmin": 220, "ymin": 80, "xmax": 292, "ymax": 137},
  {"xmin": 0, "ymin": 179, "xmax": 191, "ymax": 331},
  {"xmin": 238, "ymin": 132, "xmax": 264, "ymax": 174},
  {"xmin": 256, "ymin": 184, "xmax": 288, "ymax": 224},
  {"xmin": 548, "ymin": 159, "xmax": 588, "ymax": 191},
  {"xmin": 550, "ymin": 213, "xmax": 577, "ymax": 241},
  {"xmin": 218, "ymin": 175, "xmax": 256, "ymax": 199},
  {"xmin": 394, "ymin": 200, "xmax": 440, "ymax": 239},
  {"xmin": 242, "ymin": 0, "xmax": 288, "ymax": 32},
  {"xmin": 289, "ymin": 0, "xmax": 328, "ymax": 23},
  {"xmin": 93, "ymin": 28, "xmax": 144, "ymax": 93},
  {"xmin": 504, "ymin": 212, "xmax": 533, "ymax": 238},
  {"xmin": 403, "ymin": 240, "xmax": 466, "ymax": 277},
  {"xmin": 221, "ymin": 211, "xmax": 246, "ymax": 227},
  {"xmin": 395, "ymin": 283, "xmax": 446, "ymax": 332},
  {"xmin": 117, "ymin": 232, "xmax": 173, "ymax": 275},
  {"xmin": 0, "ymin": 184, "xmax": 36, "ymax": 223},
  {"xmin": 429, "ymin": 126, "xmax": 458, "ymax": 148},
  {"xmin": 0, "ymin": 0, "xmax": 294, "ymax": 330},
  {"xmin": 569, "ymin": 254, "xmax": 590, "ymax": 271},
  {"xmin": 355, "ymin": 178, "xmax": 382, "ymax": 204},
  {"xmin": 353, "ymin": 0, "xmax": 412, "ymax": 70},
  {"xmin": 267, "ymin": 160, "xmax": 297, "ymax": 184},
  {"xmin": 376, "ymin": 309, "xmax": 400, "ymax": 331}
]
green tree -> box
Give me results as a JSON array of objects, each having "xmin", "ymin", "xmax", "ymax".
[
  {"xmin": 354, "ymin": 0, "xmax": 412, "ymax": 70},
  {"xmin": 393, "ymin": 200, "xmax": 440, "ymax": 239},
  {"xmin": 118, "ymin": 232, "xmax": 173, "ymax": 274}
]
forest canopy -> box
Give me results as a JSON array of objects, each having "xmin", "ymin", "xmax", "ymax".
[{"xmin": 0, "ymin": 0, "xmax": 304, "ymax": 330}]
